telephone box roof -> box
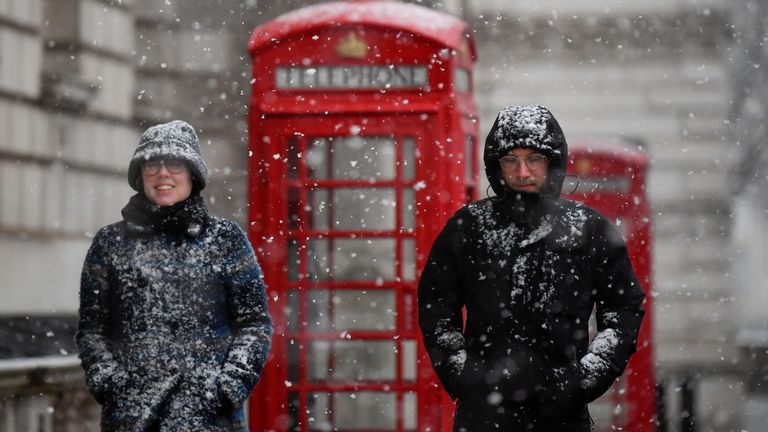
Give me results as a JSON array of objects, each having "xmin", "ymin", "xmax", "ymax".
[{"xmin": 249, "ymin": 0, "xmax": 476, "ymax": 59}]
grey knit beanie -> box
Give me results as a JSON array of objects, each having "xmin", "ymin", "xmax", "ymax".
[{"xmin": 128, "ymin": 120, "xmax": 208, "ymax": 192}]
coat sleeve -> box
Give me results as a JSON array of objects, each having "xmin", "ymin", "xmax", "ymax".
[
  {"xmin": 417, "ymin": 211, "xmax": 468, "ymax": 400},
  {"xmin": 217, "ymin": 222, "xmax": 274, "ymax": 410},
  {"xmin": 75, "ymin": 228, "xmax": 127, "ymax": 404},
  {"xmin": 580, "ymin": 216, "xmax": 646, "ymax": 402}
]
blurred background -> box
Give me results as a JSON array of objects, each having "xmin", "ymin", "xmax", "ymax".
[{"xmin": 1, "ymin": 0, "xmax": 767, "ymax": 431}]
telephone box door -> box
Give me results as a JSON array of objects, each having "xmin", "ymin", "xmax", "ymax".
[{"xmin": 253, "ymin": 113, "xmax": 438, "ymax": 431}]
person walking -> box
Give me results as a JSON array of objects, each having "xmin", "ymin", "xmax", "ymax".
[
  {"xmin": 76, "ymin": 120, "xmax": 273, "ymax": 431},
  {"xmin": 418, "ymin": 105, "xmax": 645, "ymax": 431}
]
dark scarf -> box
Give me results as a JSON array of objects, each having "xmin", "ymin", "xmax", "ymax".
[{"xmin": 121, "ymin": 193, "xmax": 208, "ymax": 237}]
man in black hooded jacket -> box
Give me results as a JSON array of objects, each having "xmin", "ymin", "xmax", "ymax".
[{"xmin": 418, "ymin": 105, "xmax": 645, "ymax": 431}]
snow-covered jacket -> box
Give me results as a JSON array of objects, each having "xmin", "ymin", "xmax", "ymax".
[
  {"xmin": 76, "ymin": 216, "xmax": 272, "ymax": 432},
  {"xmin": 418, "ymin": 105, "xmax": 645, "ymax": 431}
]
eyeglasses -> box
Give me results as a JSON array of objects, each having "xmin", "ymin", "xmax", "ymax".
[
  {"xmin": 141, "ymin": 159, "xmax": 187, "ymax": 175},
  {"xmin": 499, "ymin": 154, "xmax": 549, "ymax": 171}
]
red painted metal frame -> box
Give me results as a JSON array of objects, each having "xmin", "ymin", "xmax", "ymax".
[
  {"xmin": 566, "ymin": 142, "xmax": 656, "ymax": 432},
  {"xmin": 246, "ymin": 2, "xmax": 478, "ymax": 430}
]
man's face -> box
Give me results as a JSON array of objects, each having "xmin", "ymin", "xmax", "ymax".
[
  {"xmin": 499, "ymin": 148, "xmax": 549, "ymax": 193},
  {"xmin": 141, "ymin": 159, "xmax": 193, "ymax": 206}
]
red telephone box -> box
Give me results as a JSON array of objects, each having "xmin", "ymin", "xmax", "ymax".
[
  {"xmin": 246, "ymin": 2, "xmax": 478, "ymax": 430},
  {"xmin": 566, "ymin": 142, "xmax": 656, "ymax": 432}
]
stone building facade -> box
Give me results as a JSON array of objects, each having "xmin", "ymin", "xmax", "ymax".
[{"xmin": 0, "ymin": 0, "xmax": 764, "ymax": 431}]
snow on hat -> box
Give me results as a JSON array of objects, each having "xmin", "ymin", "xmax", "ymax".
[
  {"xmin": 483, "ymin": 105, "xmax": 568, "ymax": 197},
  {"xmin": 128, "ymin": 120, "xmax": 208, "ymax": 192}
]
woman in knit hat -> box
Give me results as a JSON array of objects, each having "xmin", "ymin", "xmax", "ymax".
[{"xmin": 76, "ymin": 120, "xmax": 273, "ymax": 431}]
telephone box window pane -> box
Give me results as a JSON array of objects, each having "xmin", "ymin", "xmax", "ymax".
[
  {"xmin": 307, "ymin": 290, "xmax": 331, "ymax": 331},
  {"xmin": 288, "ymin": 392, "xmax": 300, "ymax": 432},
  {"xmin": 402, "ymin": 188, "xmax": 415, "ymax": 231},
  {"xmin": 308, "ymin": 238, "xmax": 396, "ymax": 280},
  {"xmin": 404, "ymin": 392, "xmax": 417, "ymax": 431},
  {"xmin": 454, "ymin": 67, "xmax": 471, "ymax": 92},
  {"xmin": 333, "ymin": 290, "xmax": 396, "ymax": 330},
  {"xmin": 320, "ymin": 188, "xmax": 395, "ymax": 231},
  {"xmin": 288, "ymin": 339, "xmax": 300, "ymax": 383},
  {"xmin": 614, "ymin": 217, "xmax": 629, "ymax": 241},
  {"xmin": 306, "ymin": 290, "xmax": 396, "ymax": 332},
  {"xmin": 333, "ymin": 238, "xmax": 396, "ymax": 281},
  {"xmin": 308, "ymin": 340, "xmax": 331, "ymax": 381},
  {"xmin": 465, "ymin": 135, "xmax": 474, "ymax": 181},
  {"xmin": 401, "ymin": 238, "xmax": 416, "ymax": 281},
  {"xmin": 287, "ymin": 137, "xmax": 300, "ymax": 180},
  {"xmin": 307, "ymin": 136, "xmax": 396, "ymax": 180},
  {"xmin": 308, "ymin": 188, "xmax": 330, "ymax": 231},
  {"xmin": 402, "ymin": 339, "xmax": 417, "ymax": 381},
  {"xmin": 288, "ymin": 187, "xmax": 301, "ymax": 231},
  {"xmin": 276, "ymin": 68, "xmax": 289, "ymax": 88},
  {"xmin": 286, "ymin": 289, "xmax": 299, "ymax": 331},
  {"xmin": 309, "ymin": 392, "xmax": 396, "ymax": 431},
  {"xmin": 402, "ymin": 136, "xmax": 415, "ymax": 181},
  {"xmin": 307, "ymin": 393, "xmax": 332, "ymax": 431},
  {"xmin": 306, "ymin": 138, "xmax": 329, "ymax": 179},
  {"xmin": 308, "ymin": 341, "xmax": 396, "ymax": 382},
  {"xmin": 288, "ymin": 239, "xmax": 299, "ymax": 281},
  {"xmin": 308, "ymin": 239, "xmax": 331, "ymax": 280}
]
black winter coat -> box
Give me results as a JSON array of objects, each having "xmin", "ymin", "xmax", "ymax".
[
  {"xmin": 76, "ymin": 216, "xmax": 272, "ymax": 432},
  {"xmin": 418, "ymin": 195, "xmax": 645, "ymax": 431}
]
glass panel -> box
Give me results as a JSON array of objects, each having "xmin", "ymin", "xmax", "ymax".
[
  {"xmin": 401, "ymin": 238, "xmax": 416, "ymax": 281},
  {"xmin": 454, "ymin": 67, "xmax": 471, "ymax": 92},
  {"xmin": 308, "ymin": 393, "xmax": 332, "ymax": 431},
  {"xmin": 333, "ymin": 238, "xmax": 396, "ymax": 281},
  {"xmin": 276, "ymin": 68, "xmax": 289, "ymax": 89},
  {"xmin": 313, "ymin": 188, "xmax": 395, "ymax": 231},
  {"xmin": 288, "ymin": 239, "xmax": 300, "ymax": 281},
  {"xmin": 288, "ymin": 187, "xmax": 301, "ymax": 231},
  {"xmin": 308, "ymin": 340, "xmax": 331, "ymax": 381},
  {"xmin": 309, "ymin": 392, "xmax": 396, "ymax": 431},
  {"xmin": 332, "ymin": 290, "xmax": 395, "ymax": 331},
  {"xmin": 465, "ymin": 135, "xmax": 474, "ymax": 181},
  {"xmin": 307, "ymin": 188, "xmax": 330, "ymax": 230},
  {"xmin": 402, "ymin": 188, "xmax": 415, "ymax": 232},
  {"xmin": 287, "ymin": 136, "xmax": 300, "ymax": 180},
  {"xmin": 306, "ymin": 290, "xmax": 396, "ymax": 333},
  {"xmin": 285, "ymin": 289, "xmax": 299, "ymax": 331},
  {"xmin": 288, "ymin": 392, "xmax": 300, "ymax": 432},
  {"xmin": 402, "ymin": 340, "xmax": 417, "ymax": 381},
  {"xmin": 307, "ymin": 136, "xmax": 396, "ymax": 180},
  {"xmin": 308, "ymin": 238, "xmax": 396, "ymax": 281},
  {"xmin": 403, "ymin": 392, "xmax": 417, "ymax": 431},
  {"xmin": 307, "ymin": 290, "xmax": 331, "ymax": 331},
  {"xmin": 307, "ymin": 239, "xmax": 331, "ymax": 281},
  {"xmin": 306, "ymin": 137, "xmax": 329, "ymax": 179},
  {"xmin": 308, "ymin": 341, "xmax": 396, "ymax": 382},
  {"xmin": 614, "ymin": 217, "xmax": 629, "ymax": 241},
  {"xmin": 402, "ymin": 136, "xmax": 415, "ymax": 181},
  {"xmin": 288, "ymin": 338, "xmax": 300, "ymax": 383}
]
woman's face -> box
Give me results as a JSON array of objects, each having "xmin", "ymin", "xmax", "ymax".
[{"xmin": 141, "ymin": 159, "xmax": 193, "ymax": 206}]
